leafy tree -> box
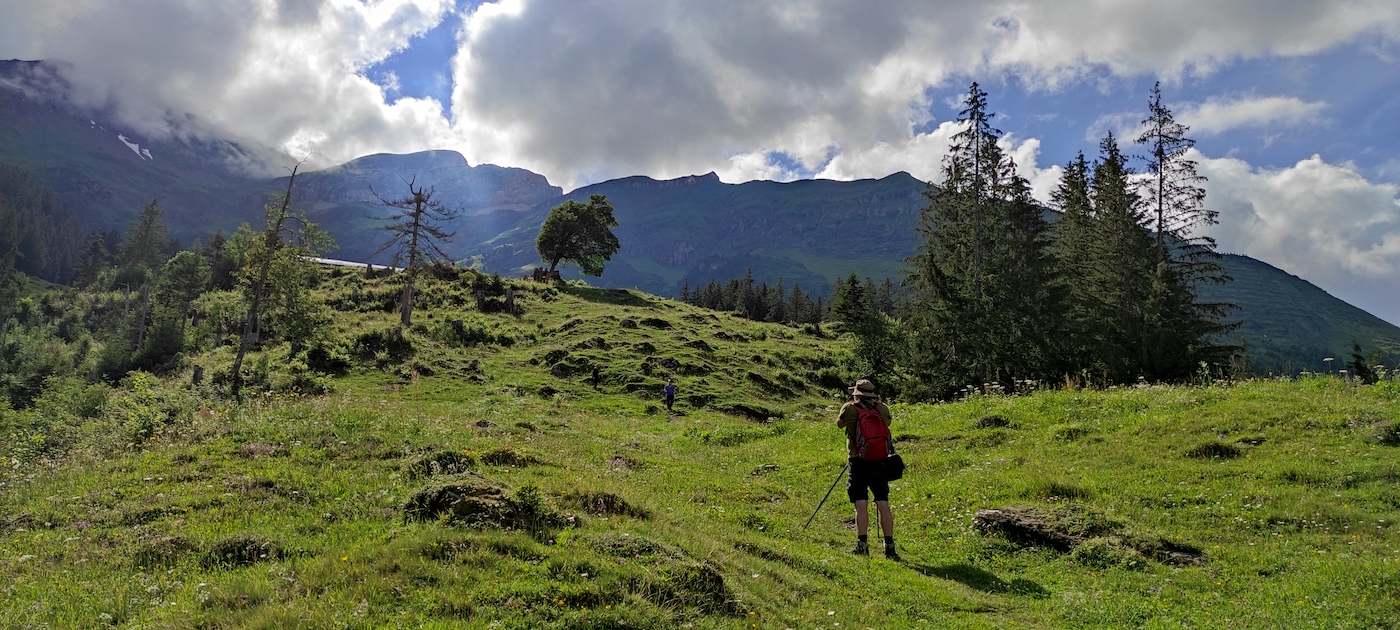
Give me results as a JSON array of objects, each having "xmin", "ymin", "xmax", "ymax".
[
  {"xmin": 230, "ymin": 167, "xmax": 333, "ymax": 392},
  {"xmin": 372, "ymin": 179, "xmax": 460, "ymax": 326},
  {"xmin": 536, "ymin": 195, "xmax": 620, "ymax": 276},
  {"xmin": 906, "ymin": 82, "xmax": 1060, "ymax": 397}
]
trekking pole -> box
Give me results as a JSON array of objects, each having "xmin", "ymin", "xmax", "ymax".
[{"xmin": 803, "ymin": 462, "xmax": 850, "ymax": 529}]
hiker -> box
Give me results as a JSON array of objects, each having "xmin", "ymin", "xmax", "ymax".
[
  {"xmin": 591, "ymin": 364, "xmax": 601, "ymax": 391},
  {"xmin": 663, "ymin": 378, "xmax": 677, "ymax": 411},
  {"xmin": 836, "ymin": 379, "xmax": 898, "ymax": 559}
]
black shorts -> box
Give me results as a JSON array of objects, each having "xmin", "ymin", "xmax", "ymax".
[{"xmin": 847, "ymin": 458, "xmax": 890, "ymax": 503}]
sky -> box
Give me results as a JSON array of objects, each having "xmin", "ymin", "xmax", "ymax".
[{"xmin": 2, "ymin": 0, "xmax": 1400, "ymax": 324}]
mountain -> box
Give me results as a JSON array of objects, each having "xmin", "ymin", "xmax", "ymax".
[
  {"xmin": 453, "ymin": 171, "xmax": 1400, "ymax": 373},
  {"xmin": 466, "ymin": 171, "xmax": 925, "ymax": 295},
  {"xmin": 0, "ymin": 60, "xmax": 271, "ymax": 238},
  {"xmin": 272, "ymin": 150, "xmax": 562, "ymax": 264},
  {"xmin": 1196, "ymin": 254, "xmax": 1400, "ymax": 374},
  {"xmin": 2, "ymin": 58, "xmax": 1395, "ymax": 374}
]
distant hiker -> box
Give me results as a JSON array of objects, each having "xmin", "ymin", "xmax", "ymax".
[
  {"xmin": 591, "ymin": 364, "xmax": 601, "ymax": 391},
  {"xmin": 664, "ymin": 378, "xmax": 677, "ymax": 411},
  {"xmin": 836, "ymin": 379, "xmax": 898, "ymax": 559}
]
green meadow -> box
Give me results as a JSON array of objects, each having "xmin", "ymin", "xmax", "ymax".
[{"xmin": 3, "ymin": 269, "xmax": 1399, "ymax": 628}]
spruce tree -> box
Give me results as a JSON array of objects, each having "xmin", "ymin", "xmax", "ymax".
[
  {"xmin": 907, "ymin": 82, "xmax": 1059, "ymax": 397},
  {"xmin": 118, "ymin": 199, "xmax": 171, "ymax": 272},
  {"xmin": 1085, "ymin": 133, "xmax": 1155, "ymax": 381},
  {"xmin": 371, "ymin": 179, "xmax": 460, "ymax": 326},
  {"xmin": 74, "ymin": 232, "xmax": 112, "ymax": 288},
  {"xmin": 1134, "ymin": 83, "xmax": 1236, "ymax": 378}
]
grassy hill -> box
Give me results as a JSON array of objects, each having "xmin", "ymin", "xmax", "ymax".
[
  {"xmin": 1199, "ymin": 254, "xmax": 1400, "ymax": 373},
  {"xmin": 454, "ymin": 172, "xmax": 1400, "ymax": 375},
  {"xmin": 4, "ymin": 272, "xmax": 1400, "ymax": 628}
]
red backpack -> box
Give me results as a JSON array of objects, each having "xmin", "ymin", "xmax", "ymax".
[{"xmin": 855, "ymin": 403, "xmax": 892, "ymax": 462}]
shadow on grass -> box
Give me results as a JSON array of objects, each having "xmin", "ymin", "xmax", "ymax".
[
  {"xmin": 909, "ymin": 563, "xmax": 1049, "ymax": 598},
  {"xmin": 562, "ymin": 285, "xmax": 656, "ymax": 307}
]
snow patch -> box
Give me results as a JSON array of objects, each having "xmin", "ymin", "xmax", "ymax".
[{"xmin": 116, "ymin": 134, "xmax": 152, "ymax": 161}]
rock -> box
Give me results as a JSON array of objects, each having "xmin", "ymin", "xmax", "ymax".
[
  {"xmin": 619, "ymin": 318, "xmax": 638, "ymax": 329},
  {"xmin": 974, "ymin": 507, "xmax": 1083, "ymax": 551},
  {"xmin": 402, "ymin": 476, "xmax": 510, "ymax": 526},
  {"xmin": 640, "ymin": 317, "xmax": 672, "ymax": 329}
]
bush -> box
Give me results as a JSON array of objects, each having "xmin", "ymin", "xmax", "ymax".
[
  {"xmin": 1186, "ymin": 441, "xmax": 1241, "ymax": 459},
  {"xmin": 1070, "ymin": 537, "xmax": 1145, "ymax": 570},
  {"xmin": 1372, "ymin": 421, "xmax": 1400, "ymax": 446},
  {"xmin": 304, "ymin": 340, "xmax": 352, "ymax": 374}
]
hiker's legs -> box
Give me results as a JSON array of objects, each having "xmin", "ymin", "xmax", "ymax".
[
  {"xmin": 853, "ymin": 499, "xmax": 869, "ymax": 536},
  {"xmin": 875, "ymin": 501, "xmax": 893, "ymax": 537}
]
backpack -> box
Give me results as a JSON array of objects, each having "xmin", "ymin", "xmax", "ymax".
[{"xmin": 854, "ymin": 403, "xmax": 892, "ymax": 462}]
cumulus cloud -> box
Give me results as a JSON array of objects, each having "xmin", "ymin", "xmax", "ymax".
[
  {"xmin": 4, "ymin": 0, "xmax": 1397, "ymax": 183},
  {"xmin": 1177, "ymin": 95, "xmax": 1328, "ymax": 136},
  {"xmin": 0, "ymin": 0, "xmax": 458, "ymax": 173},
  {"xmin": 1199, "ymin": 150, "xmax": 1400, "ymax": 321},
  {"xmin": 445, "ymin": 0, "xmax": 1399, "ymax": 187}
]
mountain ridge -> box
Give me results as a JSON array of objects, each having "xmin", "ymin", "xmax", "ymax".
[{"xmin": 2, "ymin": 62, "xmax": 1396, "ymax": 373}]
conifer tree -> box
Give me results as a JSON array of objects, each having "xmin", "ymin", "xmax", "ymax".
[
  {"xmin": 118, "ymin": 199, "xmax": 171, "ymax": 272},
  {"xmin": 906, "ymin": 82, "xmax": 1059, "ymax": 397},
  {"xmin": 74, "ymin": 232, "xmax": 112, "ymax": 288},
  {"xmin": 372, "ymin": 179, "xmax": 460, "ymax": 326},
  {"xmin": 1134, "ymin": 83, "xmax": 1235, "ymax": 377},
  {"xmin": 1085, "ymin": 133, "xmax": 1156, "ymax": 380}
]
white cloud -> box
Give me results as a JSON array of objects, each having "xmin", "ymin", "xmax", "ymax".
[
  {"xmin": 1177, "ymin": 95, "xmax": 1328, "ymax": 136},
  {"xmin": 0, "ymin": 0, "xmax": 458, "ymax": 173},
  {"xmin": 1199, "ymin": 150, "xmax": 1400, "ymax": 322},
  {"xmin": 3, "ymin": 0, "xmax": 1397, "ymax": 183}
]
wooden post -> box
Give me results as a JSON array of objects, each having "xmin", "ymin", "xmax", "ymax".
[
  {"xmin": 505, "ymin": 288, "xmax": 515, "ymax": 314},
  {"xmin": 192, "ymin": 366, "xmax": 204, "ymax": 386}
]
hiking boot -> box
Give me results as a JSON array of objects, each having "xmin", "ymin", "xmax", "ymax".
[
  {"xmin": 848, "ymin": 541, "xmax": 869, "ymax": 556},
  {"xmin": 884, "ymin": 545, "xmax": 900, "ymax": 561}
]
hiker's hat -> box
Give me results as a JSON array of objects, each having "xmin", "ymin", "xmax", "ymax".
[{"xmin": 847, "ymin": 379, "xmax": 878, "ymax": 398}]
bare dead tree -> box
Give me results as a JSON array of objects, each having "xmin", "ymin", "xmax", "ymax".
[{"xmin": 371, "ymin": 177, "xmax": 460, "ymax": 326}]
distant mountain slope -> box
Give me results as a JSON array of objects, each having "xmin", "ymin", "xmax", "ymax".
[
  {"xmin": 2, "ymin": 57, "xmax": 1394, "ymax": 374},
  {"xmin": 272, "ymin": 150, "xmax": 562, "ymax": 264},
  {"xmin": 1198, "ymin": 254, "xmax": 1400, "ymax": 373},
  {"xmin": 0, "ymin": 60, "xmax": 271, "ymax": 237},
  {"xmin": 455, "ymin": 171, "xmax": 1400, "ymax": 374},
  {"xmin": 466, "ymin": 171, "xmax": 926, "ymax": 295}
]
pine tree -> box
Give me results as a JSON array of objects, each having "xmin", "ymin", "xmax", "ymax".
[
  {"xmin": 767, "ymin": 277, "xmax": 786, "ymax": 322},
  {"xmin": 906, "ymin": 82, "xmax": 1059, "ymax": 397},
  {"xmin": 118, "ymin": 199, "xmax": 171, "ymax": 272},
  {"xmin": 1085, "ymin": 133, "xmax": 1155, "ymax": 381},
  {"xmin": 74, "ymin": 232, "xmax": 112, "ymax": 288},
  {"xmin": 372, "ymin": 179, "xmax": 460, "ymax": 326},
  {"xmin": 1134, "ymin": 83, "xmax": 1236, "ymax": 378}
]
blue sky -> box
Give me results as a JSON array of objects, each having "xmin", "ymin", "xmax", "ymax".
[{"xmin": 3, "ymin": 0, "xmax": 1400, "ymax": 323}]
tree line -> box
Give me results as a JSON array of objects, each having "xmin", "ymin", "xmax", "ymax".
[{"xmin": 685, "ymin": 82, "xmax": 1235, "ymax": 399}]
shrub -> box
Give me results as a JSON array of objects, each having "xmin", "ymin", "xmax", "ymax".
[
  {"xmin": 1186, "ymin": 441, "xmax": 1241, "ymax": 459},
  {"xmin": 304, "ymin": 340, "xmax": 352, "ymax": 374},
  {"xmin": 1371, "ymin": 421, "xmax": 1400, "ymax": 446},
  {"xmin": 1070, "ymin": 537, "xmax": 1145, "ymax": 570}
]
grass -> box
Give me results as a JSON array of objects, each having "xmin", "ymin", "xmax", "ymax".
[{"xmin": 3, "ymin": 270, "xmax": 1400, "ymax": 628}]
